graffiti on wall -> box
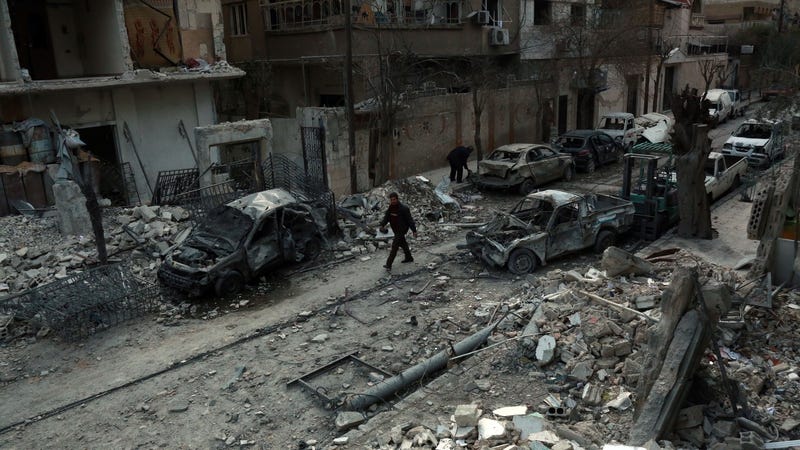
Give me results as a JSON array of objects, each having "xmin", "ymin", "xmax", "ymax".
[{"xmin": 124, "ymin": 3, "xmax": 183, "ymax": 67}]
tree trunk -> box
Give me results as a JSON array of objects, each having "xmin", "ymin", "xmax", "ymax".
[
  {"xmin": 472, "ymin": 89, "xmax": 484, "ymax": 162},
  {"xmin": 675, "ymin": 124, "xmax": 713, "ymax": 239}
]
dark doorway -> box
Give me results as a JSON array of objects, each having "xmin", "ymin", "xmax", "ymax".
[
  {"xmin": 319, "ymin": 94, "xmax": 345, "ymax": 107},
  {"xmin": 626, "ymin": 75, "xmax": 639, "ymax": 115},
  {"xmin": 662, "ymin": 66, "xmax": 675, "ymax": 111},
  {"xmin": 557, "ymin": 95, "xmax": 568, "ymax": 135},
  {"xmin": 75, "ymin": 125, "xmax": 139, "ymax": 206},
  {"xmin": 576, "ymin": 89, "xmax": 595, "ymax": 129}
]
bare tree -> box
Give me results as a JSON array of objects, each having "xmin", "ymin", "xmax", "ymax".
[
  {"xmin": 697, "ymin": 59, "xmax": 727, "ymax": 97},
  {"xmin": 671, "ymin": 86, "xmax": 713, "ymax": 239}
]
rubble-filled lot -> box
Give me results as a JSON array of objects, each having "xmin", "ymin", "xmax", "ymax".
[{"xmin": 2, "ymin": 113, "xmax": 800, "ymax": 449}]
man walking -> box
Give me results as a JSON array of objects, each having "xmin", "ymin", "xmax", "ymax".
[
  {"xmin": 446, "ymin": 144, "xmax": 473, "ymax": 183},
  {"xmin": 378, "ymin": 192, "xmax": 417, "ymax": 270}
]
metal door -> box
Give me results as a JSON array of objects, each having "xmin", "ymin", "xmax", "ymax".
[{"xmin": 300, "ymin": 126, "xmax": 328, "ymax": 190}]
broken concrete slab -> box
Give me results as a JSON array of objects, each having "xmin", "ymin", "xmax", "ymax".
[
  {"xmin": 335, "ymin": 411, "xmax": 365, "ymax": 431},
  {"xmin": 535, "ymin": 335, "xmax": 557, "ymax": 365},
  {"xmin": 454, "ymin": 404, "xmax": 481, "ymax": 427},
  {"xmin": 602, "ymin": 246, "xmax": 654, "ymax": 277}
]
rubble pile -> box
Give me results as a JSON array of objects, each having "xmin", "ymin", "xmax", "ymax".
[
  {"xmin": 328, "ymin": 248, "xmax": 800, "ymax": 449},
  {"xmin": 336, "ymin": 176, "xmax": 487, "ymax": 257},
  {"xmin": 0, "ymin": 204, "xmax": 193, "ymax": 296}
]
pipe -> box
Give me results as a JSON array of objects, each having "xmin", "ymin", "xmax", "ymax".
[{"xmin": 345, "ymin": 321, "xmax": 497, "ymax": 411}]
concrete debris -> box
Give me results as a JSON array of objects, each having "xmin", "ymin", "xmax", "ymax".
[{"xmin": 602, "ymin": 246, "xmax": 654, "ymax": 277}]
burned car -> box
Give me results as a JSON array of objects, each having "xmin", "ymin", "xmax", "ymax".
[
  {"xmin": 474, "ymin": 144, "xmax": 575, "ymax": 195},
  {"xmin": 158, "ymin": 189, "xmax": 327, "ymax": 297},
  {"xmin": 465, "ymin": 190, "xmax": 634, "ymax": 274}
]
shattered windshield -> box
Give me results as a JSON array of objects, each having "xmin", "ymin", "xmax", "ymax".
[
  {"xmin": 511, "ymin": 198, "xmax": 554, "ymax": 228},
  {"xmin": 187, "ymin": 205, "xmax": 254, "ymax": 253},
  {"xmin": 732, "ymin": 124, "xmax": 771, "ymax": 140},
  {"xmin": 488, "ymin": 150, "xmax": 520, "ymax": 162},
  {"xmin": 598, "ymin": 117, "xmax": 624, "ymax": 130}
]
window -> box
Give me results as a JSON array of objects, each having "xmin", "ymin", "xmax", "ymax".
[
  {"xmin": 533, "ymin": 0, "xmax": 551, "ymax": 25},
  {"xmin": 570, "ymin": 4, "xmax": 586, "ymax": 26},
  {"xmin": 229, "ymin": 3, "xmax": 248, "ymax": 36}
]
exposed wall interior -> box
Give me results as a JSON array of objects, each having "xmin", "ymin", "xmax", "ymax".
[
  {"xmin": 0, "ymin": 0, "xmax": 20, "ymax": 82},
  {"xmin": 8, "ymin": 0, "xmax": 127, "ymax": 80}
]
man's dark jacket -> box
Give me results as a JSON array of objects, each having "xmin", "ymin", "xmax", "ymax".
[{"xmin": 380, "ymin": 203, "xmax": 417, "ymax": 235}]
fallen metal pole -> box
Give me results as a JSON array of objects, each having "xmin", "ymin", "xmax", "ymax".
[{"xmin": 345, "ymin": 321, "xmax": 497, "ymax": 411}]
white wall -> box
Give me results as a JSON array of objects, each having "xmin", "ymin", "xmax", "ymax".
[
  {"xmin": 47, "ymin": 5, "xmax": 84, "ymax": 78},
  {"xmin": 79, "ymin": 0, "xmax": 127, "ymax": 75}
]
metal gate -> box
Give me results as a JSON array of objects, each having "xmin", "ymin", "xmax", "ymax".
[{"xmin": 300, "ymin": 126, "xmax": 328, "ymax": 190}]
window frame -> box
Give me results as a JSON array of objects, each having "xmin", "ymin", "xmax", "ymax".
[{"xmin": 229, "ymin": 3, "xmax": 249, "ymax": 37}]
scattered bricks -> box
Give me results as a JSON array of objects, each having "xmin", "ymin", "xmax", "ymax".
[
  {"xmin": 739, "ymin": 431, "xmax": 764, "ymax": 450},
  {"xmin": 454, "ymin": 404, "xmax": 481, "ymax": 427},
  {"xmin": 335, "ymin": 411, "xmax": 365, "ymax": 431},
  {"xmin": 569, "ymin": 360, "xmax": 594, "ymax": 382},
  {"xmin": 613, "ymin": 341, "xmax": 633, "ymax": 357},
  {"xmin": 712, "ymin": 420, "xmax": 739, "ymax": 438},
  {"xmin": 780, "ymin": 418, "xmax": 800, "ymax": 432},
  {"xmin": 581, "ymin": 383, "xmax": 602, "ymax": 406},
  {"xmin": 635, "ymin": 295, "xmax": 657, "ymax": 310},
  {"xmin": 675, "ymin": 405, "xmax": 705, "ymax": 429},
  {"xmin": 535, "ymin": 335, "xmax": 557, "ymax": 365},
  {"xmin": 676, "ymin": 426, "xmax": 705, "ymax": 447}
]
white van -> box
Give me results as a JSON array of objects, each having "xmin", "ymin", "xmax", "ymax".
[{"xmin": 704, "ymin": 89, "xmax": 733, "ymax": 127}]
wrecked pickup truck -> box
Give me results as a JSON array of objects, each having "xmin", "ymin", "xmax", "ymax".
[
  {"xmin": 465, "ymin": 190, "xmax": 635, "ymax": 274},
  {"xmin": 158, "ymin": 188, "xmax": 327, "ymax": 297}
]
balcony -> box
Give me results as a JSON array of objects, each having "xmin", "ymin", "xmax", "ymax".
[
  {"xmin": 662, "ymin": 34, "xmax": 728, "ymax": 58},
  {"xmin": 260, "ymin": 0, "xmax": 481, "ymax": 31}
]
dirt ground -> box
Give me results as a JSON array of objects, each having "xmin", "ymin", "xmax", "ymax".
[{"xmin": 1, "ymin": 108, "xmax": 798, "ymax": 449}]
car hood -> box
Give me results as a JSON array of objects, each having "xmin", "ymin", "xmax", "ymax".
[{"xmin": 727, "ymin": 137, "xmax": 769, "ymax": 148}]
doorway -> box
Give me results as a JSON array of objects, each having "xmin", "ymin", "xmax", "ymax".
[
  {"xmin": 557, "ymin": 95, "xmax": 568, "ymax": 135},
  {"xmin": 75, "ymin": 125, "xmax": 138, "ymax": 206},
  {"xmin": 662, "ymin": 66, "xmax": 675, "ymax": 111},
  {"xmin": 626, "ymin": 75, "xmax": 639, "ymax": 115},
  {"xmin": 576, "ymin": 89, "xmax": 595, "ymax": 129}
]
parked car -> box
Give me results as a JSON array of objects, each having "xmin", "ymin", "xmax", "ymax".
[
  {"xmin": 553, "ymin": 130, "xmax": 622, "ymax": 173},
  {"xmin": 762, "ymin": 84, "xmax": 793, "ymax": 101},
  {"xmin": 722, "ymin": 118, "xmax": 785, "ymax": 168},
  {"xmin": 596, "ymin": 112, "xmax": 644, "ymax": 150},
  {"xmin": 704, "ymin": 152, "xmax": 747, "ymax": 202},
  {"xmin": 474, "ymin": 144, "xmax": 575, "ymax": 195},
  {"xmin": 634, "ymin": 112, "xmax": 674, "ymax": 144},
  {"xmin": 703, "ymin": 89, "xmax": 733, "ymax": 127},
  {"xmin": 464, "ymin": 189, "xmax": 635, "ymax": 274},
  {"xmin": 724, "ymin": 89, "xmax": 744, "ymax": 117},
  {"xmin": 158, "ymin": 188, "xmax": 328, "ymax": 297}
]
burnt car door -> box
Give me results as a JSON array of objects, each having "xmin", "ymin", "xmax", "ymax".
[
  {"xmin": 593, "ymin": 133, "xmax": 617, "ymax": 165},
  {"xmin": 546, "ymin": 201, "xmax": 584, "ymax": 256},
  {"xmin": 536, "ymin": 146, "xmax": 565, "ymax": 182},
  {"xmin": 246, "ymin": 210, "xmax": 283, "ymax": 273}
]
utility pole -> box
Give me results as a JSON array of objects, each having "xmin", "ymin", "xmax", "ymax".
[
  {"xmin": 345, "ymin": 0, "xmax": 357, "ymax": 193},
  {"xmin": 643, "ymin": 0, "xmax": 655, "ymax": 113}
]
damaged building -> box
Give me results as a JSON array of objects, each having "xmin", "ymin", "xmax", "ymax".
[{"xmin": 0, "ymin": 0, "xmax": 245, "ymax": 215}]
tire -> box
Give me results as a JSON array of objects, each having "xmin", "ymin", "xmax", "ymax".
[
  {"xmin": 302, "ymin": 236, "xmax": 322, "ymax": 261},
  {"xmin": 518, "ymin": 178, "xmax": 537, "ymax": 195},
  {"xmin": 593, "ymin": 230, "xmax": 616, "ymax": 254},
  {"xmin": 585, "ymin": 158, "xmax": 596, "ymax": 174},
  {"xmin": 562, "ymin": 165, "xmax": 575, "ymax": 182},
  {"xmin": 507, "ymin": 248, "xmax": 538, "ymax": 275},
  {"xmin": 214, "ymin": 270, "xmax": 244, "ymax": 297}
]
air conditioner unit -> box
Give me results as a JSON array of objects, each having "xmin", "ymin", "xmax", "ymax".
[
  {"xmin": 489, "ymin": 27, "xmax": 509, "ymax": 46},
  {"xmin": 473, "ymin": 10, "xmax": 491, "ymax": 25}
]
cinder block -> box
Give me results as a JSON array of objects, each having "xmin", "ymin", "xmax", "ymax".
[
  {"xmin": 454, "ymin": 404, "xmax": 481, "ymax": 427},
  {"xmin": 739, "ymin": 430, "xmax": 764, "ymax": 450}
]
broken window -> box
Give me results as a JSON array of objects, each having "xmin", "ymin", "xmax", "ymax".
[
  {"xmin": 570, "ymin": 4, "xmax": 586, "ymax": 26},
  {"xmin": 533, "ymin": 0, "xmax": 552, "ymax": 25},
  {"xmin": 229, "ymin": 3, "xmax": 249, "ymax": 36}
]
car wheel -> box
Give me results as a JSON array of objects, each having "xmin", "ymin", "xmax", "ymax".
[
  {"xmin": 563, "ymin": 165, "xmax": 575, "ymax": 182},
  {"xmin": 302, "ymin": 236, "xmax": 322, "ymax": 261},
  {"xmin": 518, "ymin": 178, "xmax": 537, "ymax": 195},
  {"xmin": 214, "ymin": 270, "xmax": 244, "ymax": 298},
  {"xmin": 593, "ymin": 230, "xmax": 616, "ymax": 254},
  {"xmin": 585, "ymin": 158, "xmax": 596, "ymax": 174},
  {"xmin": 507, "ymin": 248, "xmax": 538, "ymax": 275}
]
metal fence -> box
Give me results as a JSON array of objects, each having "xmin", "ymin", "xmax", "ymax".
[{"xmin": 0, "ymin": 264, "xmax": 160, "ymax": 340}]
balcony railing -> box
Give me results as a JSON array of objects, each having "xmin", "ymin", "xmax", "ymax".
[
  {"xmin": 690, "ymin": 13, "xmax": 704, "ymax": 28},
  {"xmin": 260, "ymin": 0, "xmax": 480, "ymax": 30},
  {"xmin": 662, "ymin": 34, "xmax": 728, "ymax": 56}
]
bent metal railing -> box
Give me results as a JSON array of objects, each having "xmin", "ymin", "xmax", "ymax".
[{"xmin": 0, "ymin": 264, "xmax": 160, "ymax": 340}]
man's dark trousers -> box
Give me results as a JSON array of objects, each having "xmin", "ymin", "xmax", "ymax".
[{"xmin": 387, "ymin": 233, "xmax": 412, "ymax": 267}]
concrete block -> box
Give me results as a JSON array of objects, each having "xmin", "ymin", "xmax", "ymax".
[
  {"xmin": 536, "ymin": 335, "xmax": 557, "ymax": 365},
  {"xmin": 335, "ymin": 411, "xmax": 365, "ymax": 431},
  {"xmin": 675, "ymin": 405, "xmax": 704, "ymax": 429},
  {"xmin": 581, "ymin": 383, "xmax": 602, "ymax": 406},
  {"xmin": 477, "ymin": 418, "xmax": 505, "ymax": 440},
  {"xmin": 454, "ymin": 404, "xmax": 481, "ymax": 427},
  {"xmin": 739, "ymin": 431, "xmax": 764, "ymax": 450}
]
